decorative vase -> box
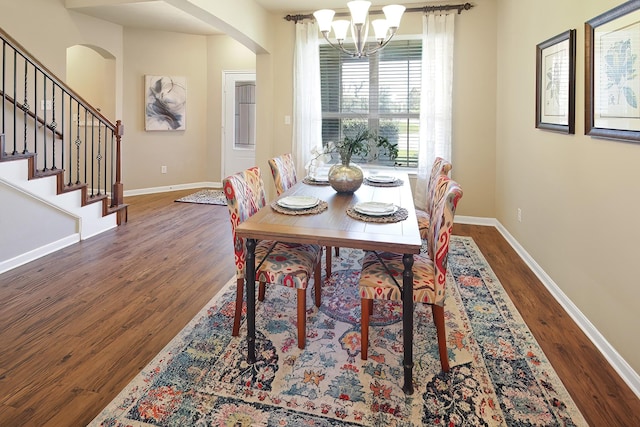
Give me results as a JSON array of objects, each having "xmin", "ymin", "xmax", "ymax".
[{"xmin": 328, "ymin": 161, "xmax": 363, "ymax": 193}]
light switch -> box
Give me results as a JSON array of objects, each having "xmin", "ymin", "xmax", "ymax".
[{"xmin": 284, "ymin": 115, "xmax": 291, "ymax": 125}]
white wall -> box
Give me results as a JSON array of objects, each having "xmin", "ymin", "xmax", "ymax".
[{"xmin": 0, "ymin": 182, "xmax": 77, "ymax": 261}]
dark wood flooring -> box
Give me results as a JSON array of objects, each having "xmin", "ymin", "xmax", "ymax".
[{"xmin": 0, "ymin": 189, "xmax": 638, "ymax": 426}]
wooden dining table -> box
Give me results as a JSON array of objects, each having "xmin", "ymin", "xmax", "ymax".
[{"xmin": 234, "ymin": 172, "xmax": 423, "ymax": 394}]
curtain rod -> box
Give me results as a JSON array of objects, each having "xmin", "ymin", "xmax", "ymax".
[{"xmin": 284, "ymin": 2, "xmax": 473, "ymax": 23}]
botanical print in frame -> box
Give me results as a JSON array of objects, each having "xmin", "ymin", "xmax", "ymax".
[
  {"xmin": 536, "ymin": 29, "xmax": 576, "ymax": 133},
  {"xmin": 586, "ymin": 0, "xmax": 640, "ymax": 142},
  {"xmin": 145, "ymin": 75, "xmax": 187, "ymax": 131}
]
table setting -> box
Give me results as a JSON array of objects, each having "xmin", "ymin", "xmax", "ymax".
[
  {"xmin": 270, "ymin": 195, "xmax": 328, "ymax": 215},
  {"xmin": 363, "ymin": 174, "xmax": 404, "ymax": 187},
  {"xmin": 346, "ymin": 200, "xmax": 408, "ymax": 223}
]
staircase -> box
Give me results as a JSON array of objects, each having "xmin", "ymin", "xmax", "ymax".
[{"xmin": 0, "ymin": 27, "xmax": 127, "ymax": 273}]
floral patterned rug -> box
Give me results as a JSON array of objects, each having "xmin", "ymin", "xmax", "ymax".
[
  {"xmin": 89, "ymin": 236, "xmax": 587, "ymax": 426},
  {"xmin": 174, "ymin": 189, "xmax": 227, "ymax": 205}
]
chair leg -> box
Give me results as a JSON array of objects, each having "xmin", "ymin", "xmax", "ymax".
[
  {"xmin": 297, "ymin": 288, "xmax": 306, "ymax": 349},
  {"xmin": 232, "ymin": 277, "xmax": 244, "ymax": 336},
  {"xmin": 314, "ymin": 262, "xmax": 322, "ymax": 308},
  {"xmin": 432, "ymin": 304, "xmax": 450, "ymax": 372},
  {"xmin": 325, "ymin": 246, "xmax": 332, "ymax": 277},
  {"xmin": 258, "ymin": 282, "xmax": 266, "ymax": 302},
  {"xmin": 361, "ymin": 298, "xmax": 371, "ymax": 360}
]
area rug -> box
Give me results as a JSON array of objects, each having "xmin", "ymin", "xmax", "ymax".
[
  {"xmin": 175, "ymin": 189, "xmax": 227, "ymax": 205},
  {"xmin": 89, "ymin": 236, "xmax": 587, "ymax": 426}
]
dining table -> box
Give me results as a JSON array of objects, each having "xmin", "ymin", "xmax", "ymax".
[{"xmin": 234, "ymin": 172, "xmax": 423, "ymax": 394}]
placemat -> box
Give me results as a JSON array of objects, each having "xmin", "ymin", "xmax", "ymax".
[
  {"xmin": 346, "ymin": 205, "xmax": 408, "ymax": 223},
  {"xmin": 302, "ymin": 177, "xmax": 330, "ymax": 186},
  {"xmin": 364, "ymin": 177, "xmax": 404, "ymax": 187},
  {"xmin": 270, "ymin": 200, "xmax": 329, "ymax": 215}
]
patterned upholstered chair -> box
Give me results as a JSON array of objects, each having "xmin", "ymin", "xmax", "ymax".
[
  {"xmin": 416, "ymin": 157, "xmax": 452, "ymax": 240},
  {"xmin": 268, "ymin": 153, "xmax": 338, "ymax": 276},
  {"xmin": 358, "ymin": 174, "xmax": 463, "ymax": 372},
  {"xmin": 268, "ymin": 153, "xmax": 298, "ymax": 196},
  {"xmin": 223, "ymin": 166, "xmax": 323, "ymax": 349}
]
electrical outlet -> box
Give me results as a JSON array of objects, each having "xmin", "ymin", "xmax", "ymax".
[
  {"xmin": 40, "ymin": 100, "xmax": 52, "ymax": 111},
  {"xmin": 161, "ymin": 165, "xmax": 167, "ymax": 174},
  {"xmin": 517, "ymin": 208, "xmax": 522, "ymax": 222}
]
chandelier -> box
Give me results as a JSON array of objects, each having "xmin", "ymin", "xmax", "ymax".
[{"xmin": 313, "ymin": 1, "xmax": 406, "ymax": 58}]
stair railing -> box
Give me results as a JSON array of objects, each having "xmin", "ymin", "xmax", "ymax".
[{"xmin": 0, "ymin": 26, "xmax": 125, "ymax": 220}]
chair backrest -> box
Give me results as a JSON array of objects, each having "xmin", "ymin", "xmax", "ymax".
[
  {"xmin": 426, "ymin": 174, "xmax": 463, "ymax": 305},
  {"xmin": 222, "ymin": 166, "xmax": 267, "ymax": 278},
  {"xmin": 268, "ymin": 153, "xmax": 298, "ymax": 195},
  {"xmin": 426, "ymin": 157, "xmax": 452, "ymax": 215}
]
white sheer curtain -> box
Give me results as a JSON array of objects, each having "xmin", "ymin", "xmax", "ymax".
[
  {"xmin": 414, "ymin": 13, "xmax": 455, "ymax": 210},
  {"xmin": 293, "ymin": 21, "xmax": 323, "ymax": 178}
]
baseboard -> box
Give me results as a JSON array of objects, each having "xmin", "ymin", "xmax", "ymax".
[
  {"xmin": 0, "ymin": 234, "xmax": 80, "ymax": 275},
  {"xmin": 464, "ymin": 218, "xmax": 640, "ymax": 399},
  {"xmin": 124, "ymin": 182, "xmax": 221, "ymax": 197}
]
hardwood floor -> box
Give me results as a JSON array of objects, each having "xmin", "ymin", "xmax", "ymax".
[{"xmin": 0, "ymin": 190, "xmax": 638, "ymax": 426}]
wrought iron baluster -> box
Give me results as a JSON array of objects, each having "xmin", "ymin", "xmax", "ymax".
[
  {"xmin": 2, "ymin": 41, "xmax": 5, "ymax": 149},
  {"xmin": 67, "ymin": 94, "xmax": 73, "ymax": 185},
  {"xmin": 50, "ymin": 83, "xmax": 57, "ymax": 170},
  {"xmin": 33, "ymin": 68, "xmax": 37, "ymax": 157},
  {"xmin": 42, "ymin": 77, "xmax": 47, "ymax": 171},
  {"xmin": 90, "ymin": 115, "xmax": 94, "ymax": 197},
  {"xmin": 60, "ymin": 90, "xmax": 65, "ymax": 176},
  {"xmin": 74, "ymin": 100, "xmax": 82, "ymax": 185},
  {"xmin": 96, "ymin": 120, "xmax": 102, "ymax": 195},
  {"xmin": 12, "ymin": 49, "xmax": 17, "ymax": 154},
  {"xmin": 21, "ymin": 58, "xmax": 29, "ymax": 155}
]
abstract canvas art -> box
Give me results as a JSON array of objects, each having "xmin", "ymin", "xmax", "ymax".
[{"xmin": 145, "ymin": 75, "xmax": 186, "ymax": 131}]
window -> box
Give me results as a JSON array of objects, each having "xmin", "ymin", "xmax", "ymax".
[
  {"xmin": 319, "ymin": 39, "xmax": 422, "ymax": 167},
  {"xmin": 234, "ymin": 81, "xmax": 256, "ymax": 148}
]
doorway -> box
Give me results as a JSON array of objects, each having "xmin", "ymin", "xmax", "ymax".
[{"xmin": 223, "ymin": 71, "xmax": 256, "ymax": 178}]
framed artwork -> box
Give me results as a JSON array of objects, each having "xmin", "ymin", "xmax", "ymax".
[
  {"xmin": 536, "ymin": 29, "xmax": 576, "ymax": 133},
  {"xmin": 586, "ymin": 0, "xmax": 640, "ymax": 142},
  {"xmin": 145, "ymin": 75, "xmax": 187, "ymax": 131}
]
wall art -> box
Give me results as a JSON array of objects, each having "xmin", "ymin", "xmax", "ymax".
[
  {"xmin": 536, "ymin": 29, "xmax": 576, "ymax": 133},
  {"xmin": 145, "ymin": 75, "xmax": 186, "ymax": 131},
  {"xmin": 586, "ymin": 0, "xmax": 640, "ymax": 142}
]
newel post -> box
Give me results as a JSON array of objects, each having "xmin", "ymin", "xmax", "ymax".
[{"xmin": 112, "ymin": 120, "xmax": 124, "ymax": 211}]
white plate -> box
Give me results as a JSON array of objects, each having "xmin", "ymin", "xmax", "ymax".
[
  {"xmin": 367, "ymin": 175, "xmax": 396, "ymax": 183},
  {"xmin": 354, "ymin": 201, "xmax": 398, "ymax": 216},
  {"xmin": 307, "ymin": 174, "xmax": 329, "ymax": 183},
  {"xmin": 277, "ymin": 196, "xmax": 319, "ymax": 210}
]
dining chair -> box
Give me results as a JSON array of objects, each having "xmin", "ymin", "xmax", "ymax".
[
  {"xmin": 416, "ymin": 157, "xmax": 452, "ymax": 240},
  {"xmin": 358, "ymin": 174, "xmax": 463, "ymax": 372},
  {"xmin": 223, "ymin": 166, "xmax": 323, "ymax": 349},
  {"xmin": 268, "ymin": 153, "xmax": 338, "ymax": 276}
]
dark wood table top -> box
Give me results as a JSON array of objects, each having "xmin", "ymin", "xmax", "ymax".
[{"xmin": 235, "ymin": 172, "xmax": 422, "ymax": 254}]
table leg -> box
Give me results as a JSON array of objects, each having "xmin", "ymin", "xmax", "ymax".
[
  {"xmin": 402, "ymin": 253, "xmax": 414, "ymax": 395},
  {"xmin": 246, "ymin": 238, "xmax": 256, "ymax": 364}
]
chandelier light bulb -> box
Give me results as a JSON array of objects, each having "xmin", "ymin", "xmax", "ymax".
[
  {"xmin": 313, "ymin": 9, "xmax": 335, "ymax": 32},
  {"xmin": 371, "ymin": 19, "xmax": 389, "ymax": 40},
  {"xmin": 332, "ymin": 20, "xmax": 350, "ymax": 41},
  {"xmin": 347, "ymin": 1, "xmax": 371, "ymax": 25},
  {"xmin": 313, "ymin": 1, "xmax": 404, "ymax": 57},
  {"xmin": 382, "ymin": 4, "xmax": 405, "ymax": 29}
]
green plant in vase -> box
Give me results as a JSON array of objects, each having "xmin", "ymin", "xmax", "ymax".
[{"xmin": 326, "ymin": 124, "xmax": 398, "ymax": 193}]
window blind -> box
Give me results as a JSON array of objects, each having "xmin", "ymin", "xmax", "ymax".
[{"xmin": 319, "ymin": 39, "xmax": 422, "ymax": 167}]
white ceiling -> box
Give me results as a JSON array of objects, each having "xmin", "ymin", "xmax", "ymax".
[{"xmin": 68, "ymin": 0, "xmax": 432, "ymax": 36}]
